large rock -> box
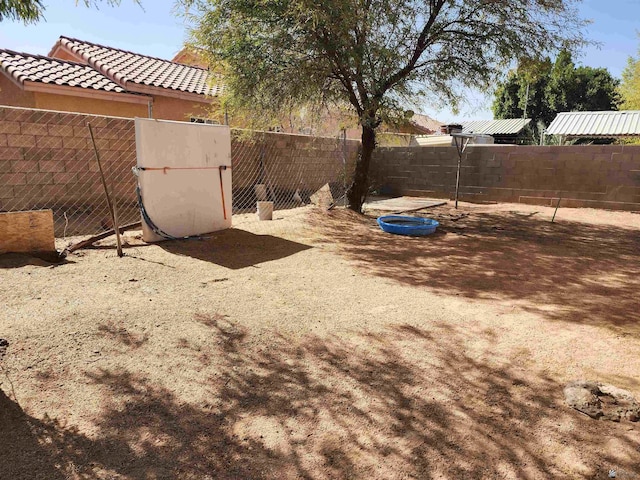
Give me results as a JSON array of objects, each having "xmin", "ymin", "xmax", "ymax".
[{"xmin": 564, "ymin": 381, "xmax": 640, "ymax": 422}]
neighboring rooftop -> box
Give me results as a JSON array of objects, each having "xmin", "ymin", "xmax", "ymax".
[
  {"xmin": 409, "ymin": 113, "xmax": 443, "ymax": 134},
  {"xmin": 0, "ymin": 49, "xmax": 127, "ymax": 93},
  {"xmin": 50, "ymin": 36, "xmax": 222, "ymax": 97},
  {"xmin": 462, "ymin": 118, "xmax": 531, "ymax": 136},
  {"xmin": 546, "ymin": 111, "xmax": 640, "ymax": 137}
]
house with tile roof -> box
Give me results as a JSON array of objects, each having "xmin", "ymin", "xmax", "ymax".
[{"xmin": 0, "ymin": 36, "xmax": 222, "ymax": 122}]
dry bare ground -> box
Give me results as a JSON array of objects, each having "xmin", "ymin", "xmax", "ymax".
[{"xmin": 1, "ymin": 202, "xmax": 639, "ymax": 479}]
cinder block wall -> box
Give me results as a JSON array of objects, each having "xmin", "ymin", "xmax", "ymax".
[
  {"xmin": 371, "ymin": 145, "xmax": 640, "ymax": 211},
  {"xmin": 0, "ymin": 106, "xmax": 136, "ymax": 212},
  {"xmin": 232, "ymin": 130, "xmax": 359, "ymax": 192},
  {"xmin": 0, "ymin": 105, "xmax": 360, "ymax": 235}
]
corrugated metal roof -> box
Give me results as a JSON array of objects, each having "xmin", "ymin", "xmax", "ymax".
[
  {"xmin": 413, "ymin": 135, "xmax": 454, "ymax": 146},
  {"xmin": 546, "ymin": 111, "xmax": 640, "ymax": 136},
  {"xmin": 462, "ymin": 118, "xmax": 531, "ymax": 135}
]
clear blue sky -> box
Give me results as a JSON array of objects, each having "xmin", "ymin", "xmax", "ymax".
[{"xmin": 1, "ymin": 0, "xmax": 639, "ymax": 123}]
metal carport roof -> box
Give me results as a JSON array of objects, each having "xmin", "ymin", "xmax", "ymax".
[
  {"xmin": 462, "ymin": 118, "xmax": 531, "ymax": 135},
  {"xmin": 546, "ymin": 111, "xmax": 640, "ymax": 137}
]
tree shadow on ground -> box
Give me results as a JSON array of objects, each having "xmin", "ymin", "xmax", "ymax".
[
  {"xmin": 159, "ymin": 228, "xmax": 311, "ymax": 269},
  {"xmin": 311, "ymin": 208, "xmax": 640, "ymax": 334},
  {"xmin": 2, "ymin": 315, "xmax": 638, "ymax": 479}
]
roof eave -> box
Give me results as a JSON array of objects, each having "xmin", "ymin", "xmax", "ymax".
[
  {"xmin": 123, "ymin": 83, "xmax": 215, "ymax": 103},
  {"xmin": 23, "ymin": 81, "xmax": 152, "ymax": 105}
]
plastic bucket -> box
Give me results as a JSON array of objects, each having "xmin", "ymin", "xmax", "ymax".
[
  {"xmin": 257, "ymin": 201, "xmax": 274, "ymax": 221},
  {"xmin": 254, "ymin": 184, "xmax": 268, "ymax": 201}
]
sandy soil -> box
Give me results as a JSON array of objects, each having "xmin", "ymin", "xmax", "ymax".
[{"xmin": 1, "ymin": 201, "xmax": 639, "ymax": 479}]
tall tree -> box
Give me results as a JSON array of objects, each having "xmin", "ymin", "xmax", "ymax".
[
  {"xmin": 493, "ymin": 50, "xmax": 619, "ymax": 142},
  {"xmin": 0, "ymin": 0, "xmax": 138, "ymax": 24},
  {"xmin": 619, "ymin": 46, "xmax": 640, "ymax": 110},
  {"xmin": 182, "ymin": 0, "xmax": 588, "ymax": 212},
  {"xmin": 493, "ymin": 58, "xmax": 553, "ymax": 129}
]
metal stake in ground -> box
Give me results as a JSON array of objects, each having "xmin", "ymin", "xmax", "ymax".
[
  {"xmin": 552, "ymin": 194, "xmax": 562, "ymax": 223},
  {"xmin": 452, "ymin": 133, "xmax": 473, "ymax": 209},
  {"xmin": 88, "ymin": 123, "xmax": 123, "ymax": 257}
]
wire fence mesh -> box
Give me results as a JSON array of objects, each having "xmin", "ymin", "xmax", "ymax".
[
  {"xmin": 230, "ymin": 129, "xmax": 359, "ymax": 231},
  {"xmin": 0, "ymin": 106, "xmax": 360, "ymax": 243},
  {"xmin": 0, "ymin": 107, "xmax": 138, "ymax": 239}
]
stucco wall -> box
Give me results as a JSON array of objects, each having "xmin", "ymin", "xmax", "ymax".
[
  {"xmin": 1, "ymin": 70, "xmax": 216, "ymax": 122},
  {"xmin": 0, "ymin": 75, "xmax": 36, "ymax": 108},
  {"xmin": 371, "ymin": 145, "xmax": 640, "ymax": 211},
  {"xmin": 33, "ymin": 91, "xmax": 148, "ymax": 118},
  {"xmin": 151, "ymin": 95, "xmax": 215, "ymax": 122}
]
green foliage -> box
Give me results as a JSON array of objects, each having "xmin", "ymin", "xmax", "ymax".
[
  {"xmin": 619, "ymin": 44, "xmax": 640, "ymax": 110},
  {"xmin": 493, "ymin": 58, "xmax": 553, "ymax": 126},
  {"xmin": 0, "ymin": 0, "xmax": 43, "ymax": 22},
  {"xmin": 182, "ymin": 0, "xmax": 589, "ymax": 128},
  {"xmin": 493, "ymin": 50, "xmax": 620, "ymax": 141},
  {"xmin": 181, "ymin": 0, "xmax": 589, "ymax": 211},
  {"xmin": 0, "ymin": 0, "xmax": 139, "ymax": 24}
]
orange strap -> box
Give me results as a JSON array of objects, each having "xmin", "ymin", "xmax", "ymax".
[
  {"xmin": 139, "ymin": 165, "xmax": 232, "ymax": 174},
  {"xmin": 140, "ymin": 165, "xmax": 231, "ymax": 219}
]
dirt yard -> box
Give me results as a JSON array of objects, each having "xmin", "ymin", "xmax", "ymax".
[{"xmin": 1, "ymin": 201, "xmax": 639, "ymax": 479}]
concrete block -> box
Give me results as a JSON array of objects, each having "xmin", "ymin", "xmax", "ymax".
[
  {"xmin": 26, "ymin": 172, "xmax": 53, "ymax": 185},
  {"xmin": 0, "ymin": 173, "xmax": 25, "ymax": 185},
  {"xmin": 0, "ymin": 185, "xmax": 13, "ymax": 199},
  {"xmin": 0, "ymin": 147, "xmax": 23, "ymax": 161},
  {"xmin": 26, "ymin": 148, "xmax": 52, "ymax": 162},
  {"xmin": 20, "ymin": 123, "xmax": 49, "ymax": 136},
  {"xmin": 62, "ymin": 136, "xmax": 89, "ymax": 149},
  {"xmin": 11, "ymin": 160, "xmax": 37, "ymax": 173},
  {"xmin": 47, "ymin": 124, "xmax": 75, "ymax": 137},
  {"xmin": 50, "ymin": 149, "xmax": 77, "ymax": 162},
  {"xmin": 0, "ymin": 121, "xmax": 21, "ymax": 135},
  {"xmin": 35, "ymin": 135, "xmax": 63, "ymax": 149},
  {"xmin": 53, "ymin": 172, "xmax": 78, "ymax": 185},
  {"xmin": 39, "ymin": 160, "xmax": 65, "ymax": 173},
  {"xmin": 7, "ymin": 134, "xmax": 36, "ymax": 148}
]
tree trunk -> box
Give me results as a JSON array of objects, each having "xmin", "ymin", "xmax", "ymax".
[{"xmin": 347, "ymin": 124, "xmax": 376, "ymax": 213}]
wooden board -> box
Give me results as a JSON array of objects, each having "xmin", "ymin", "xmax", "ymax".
[{"xmin": 0, "ymin": 210, "xmax": 55, "ymax": 254}]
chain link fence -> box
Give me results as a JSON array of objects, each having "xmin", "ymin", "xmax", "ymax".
[
  {"xmin": 230, "ymin": 129, "xmax": 358, "ymax": 231},
  {"xmin": 0, "ymin": 106, "xmax": 360, "ymax": 243},
  {"xmin": 0, "ymin": 106, "xmax": 138, "ymax": 239}
]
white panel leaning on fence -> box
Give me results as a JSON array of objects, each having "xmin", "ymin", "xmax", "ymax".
[{"xmin": 134, "ymin": 118, "xmax": 232, "ymax": 242}]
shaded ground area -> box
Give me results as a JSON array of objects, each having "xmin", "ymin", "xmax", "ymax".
[
  {"xmin": 314, "ymin": 203, "xmax": 640, "ymax": 334},
  {"xmin": 1, "ymin": 202, "xmax": 639, "ymax": 479}
]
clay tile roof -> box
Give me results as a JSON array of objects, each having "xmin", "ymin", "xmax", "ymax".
[
  {"xmin": 56, "ymin": 36, "xmax": 222, "ymax": 96},
  {"xmin": 0, "ymin": 49, "xmax": 127, "ymax": 93}
]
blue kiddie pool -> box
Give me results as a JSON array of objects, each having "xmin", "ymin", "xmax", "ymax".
[{"xmin": 377, "ymin": 215, "xmax": 439, "ymax": 236}]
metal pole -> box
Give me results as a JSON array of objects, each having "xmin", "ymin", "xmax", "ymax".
[
  {"xmin": 88, "ymin": 123, "xmax": 123, "ymax": 257},
  {"xmin": 342, "ymin": 128, "xmax": 347, "ymax": 207},
  {"xmin": 552, "ymin": 194, "xmax": 562, "ymax": 223},
  {"xmin": 453, "ymin": 136, "xmax": 469, "ymax": 209},
  {"xmin": 454, "ymin": 140, "xmax": 462, "ymax": 209}
]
